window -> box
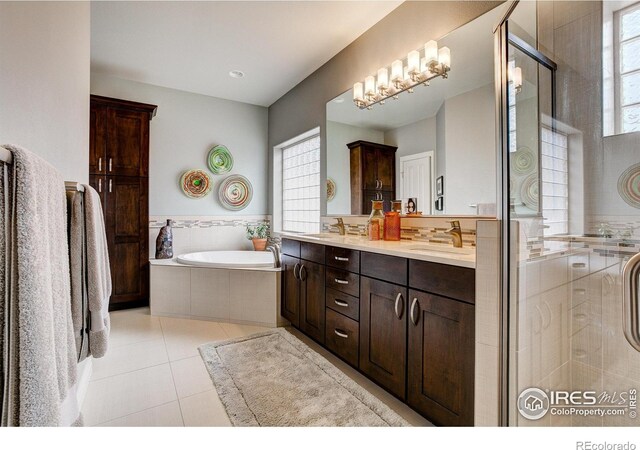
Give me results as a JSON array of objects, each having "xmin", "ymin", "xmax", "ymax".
[
  {"xmin": 616, "ymin": 2, "xmax": 640, "ymax": 133},
  {"xmin": 281, "ymin": 134, "xmax": 321, "ymax": 233},
  {"xmin": 541, "ymin": 125, "xmax": 569, "ymax": 236}
]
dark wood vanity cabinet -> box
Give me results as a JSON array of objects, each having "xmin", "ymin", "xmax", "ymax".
[
  {"xmin": 89, "ymin": 95, "xmax": 157, "ymax": 311},
  {"xmin": 348, "ymin": 140, "xmax": 397, "ymax": 214},
  {"xmin": 280, "ymin": 238, "xmax": 476, "ymax": 426},
  {"xmin": 281, "ymin": 241, "xmax": 326, "ymax": 344}
]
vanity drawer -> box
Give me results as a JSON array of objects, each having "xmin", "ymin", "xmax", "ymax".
[
  {"xmin": 301, "ymin": 241, "xmax": 325, "ymax": 264},
  {"xmin": 326, "ymin": 288, "xmax": 359, "ymax": 321},
  {"xmin": 409, "ymin": 259, "xmax": 475, "ymax": 304},
  {"xmin": 326, "ymin": 246, "xmax": 360, "ymax": 273},
  {"xmin": 325, "ymin": 308, "xmax": 359, "ymax": 368},
  {"xmin": 361, "ymin": 252, "xmax": 407, "ymax": 286},
  {"xmin": 326, "ymin": 267, "xmax": 360, "ymax": 297},
  {"xmin": 282, "ymin": 238, "xmax": 300, "ymax": 258}
]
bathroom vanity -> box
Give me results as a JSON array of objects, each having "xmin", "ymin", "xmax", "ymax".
[{"xmin": 280, "ymin": 235, "xmax": 475, "ymax": 426}]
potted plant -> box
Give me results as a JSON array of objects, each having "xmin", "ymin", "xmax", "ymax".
[{"xmin": 246, "ymin": 222, "xmax": 269, "ymax": 251}]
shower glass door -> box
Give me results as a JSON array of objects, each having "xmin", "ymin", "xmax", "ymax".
[{"xmin": 500, "ymin": 0, "xmax": 640, "ymax": 426}]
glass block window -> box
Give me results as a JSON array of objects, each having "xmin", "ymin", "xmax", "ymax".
[
  {"xmin": 282, "ymin": 134, "xmax": 321, "ymax": 233},
  {"xmin": 617, "ymin": 2, "xmax": 640, "ymax": 133},
  {"xmin": 541, "ymin": 126, "xmax": 569, "ymax": 236}
]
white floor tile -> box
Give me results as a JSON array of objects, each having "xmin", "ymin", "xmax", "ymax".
[
  {"xmin": 109, "ymin": 307, "xmax": 163, "ymax": 348},
  {"xmin": 179, "ymin": 390, "xmax": 231, "ymax": 427},
  {"xmin": 220, "ymin": 322, "xmax": 270, "ymax": 339},
  {"xmin": 82, "ymin": 363, "xmax": 178, "ymax": 426},
  {"xmin": 170, "ymin": 356, "xmax": 214, "ymax": 399},
  {"xmin": 91, "ymin": 338, "xmax": 168, "ymax": 380},
  {"xmin": 160, "ymin": 316, "xmax": 228, "ymax": 361},
  {"xmin": 97, "ymin": 401, "xmax": 184, "ymax": 427}
]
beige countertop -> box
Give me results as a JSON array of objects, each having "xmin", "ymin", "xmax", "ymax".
[{"xmin": 279, "ymin": 232, "xmax": 476, "ymax": 269}]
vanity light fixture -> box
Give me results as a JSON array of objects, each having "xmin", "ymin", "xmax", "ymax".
[
  {"xmin": 353, "ymin": 39, "xmax": 451, "ymax": 110},
  {"xmin": 508, "ymin": 63, "xmax": 522, "ymax": 94}
]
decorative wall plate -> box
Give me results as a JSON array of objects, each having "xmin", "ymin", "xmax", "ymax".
[
  {"xmin": 618, "ymin": 163, "xmax": 640, "ymax": 209},
  {"xmin": 327, "ymin": 178, "xmax": 336, "ymax": 202},
  {"xmin": 180, "ymin": 169, "xmax": 212, "ymax": 198},
  {"xmin": 218, "ymin": 175, "xmax": 253, "ymax": 210},
  {"xmin": 520, "ymin": 173, "xmax": 539, "ymax": 208},
  {"xmin": 208, "ymin": 145, "xmax": 234, "ymax": 174},
  {"xmin": 511, "ymin": 146, "xmax": 535, "ymax": 175}
]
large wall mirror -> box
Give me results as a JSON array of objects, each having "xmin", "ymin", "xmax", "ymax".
[{"xmin": 325, "ymin": 5, "xmax": 504, "ymax": 216}]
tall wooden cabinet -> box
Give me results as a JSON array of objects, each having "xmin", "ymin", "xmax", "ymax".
[
  {"xmin": 348, "ymin": 140, "xmax": 397, "ymax": 214},
  {"xmin": 89, "ymin": 95, "xmax": 157, "ymax": 311}
]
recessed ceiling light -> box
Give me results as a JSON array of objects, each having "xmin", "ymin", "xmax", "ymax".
[{"xmin": 229, "ymin": 70, "xmax": 245, "ymax": 79}]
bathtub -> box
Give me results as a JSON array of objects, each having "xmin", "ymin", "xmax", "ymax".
[
  {"xmin": 149, "ymin": 250, "xmax": 284, "ymax": 327},
  {"xmin": 177, "ymin": 250, "xmax": 274, "ymax": 269}
]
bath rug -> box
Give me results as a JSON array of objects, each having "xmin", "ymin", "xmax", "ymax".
[{"xmin": 198, "ymin": 328, "xmax": 410, "ymax": 427}]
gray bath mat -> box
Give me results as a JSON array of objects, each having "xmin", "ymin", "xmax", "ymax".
[{"xmin": 198, "ymin": 328, "xmax": 410, "ymax": 427}]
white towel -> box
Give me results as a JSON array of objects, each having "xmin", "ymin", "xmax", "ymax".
[
  {"xmin": 1, "ymin": 145, "xmax": 79, "ymax": 426},
  {"xmin": 66, "ymin": 190, "xmax": 88, "ymax": 361},
  {"xmin": 82, "ymin": 184, "xmax": 112, "ymax": 358}
]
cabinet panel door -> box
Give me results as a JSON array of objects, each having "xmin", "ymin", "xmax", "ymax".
[
  {"xmin": 107, "ymin": 108, "xmax": 149, "ymax": 177},
  {"xmin": 360, "ymin": 276, "xmax": 407, "ymax": 399},
  {"xmin": 299, "ymin": 260, "xmax": 326, "ymax": 343},
  {"xmin": 89, "ymin": 104, "xmax": 107, "ymax": 174},
  {"xmin": 105, "ymin": 176, "xmax": 149, "ymax": 309},
  {"xmin": 407, "ymin": 289, "xmax": 475, "ymax": 426},
  {"xmin": 377, "ymin": 148, "xmax": 395, "ymax": 191},
  {"xmin": 281, "ymin": 255, "xmax": 300, "ymax": 327},
  {"xmin": 363, "ymin": 147, "xmax": 378, "ymax": 190}
]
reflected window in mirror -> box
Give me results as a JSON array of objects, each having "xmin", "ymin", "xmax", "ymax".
[{"xmin": 604, "ymin": 1, "xmax": 640, "ymax": 136}]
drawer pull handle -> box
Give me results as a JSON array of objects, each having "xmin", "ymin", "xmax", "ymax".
[
  {"xmin": 293, "ymin": 263, "xmax": 300, "ymax": 280},
  {"xmin": 98, "ymin": 157, "xmax": 102, "ymax": 172},
  {"xmin": 334, "ymin": 329, "xmax": 349, "ymax": 339},
  {"xmin": 572, "ymin": 262, "xmax": 586, "ymax": 268},
  {"xmin": 394, "ymin": 293, "xmax": 403, "ymax": 319},
  {"xmin": 334, "ymin": 278, "xmax": 349, "ymax": 285},
  {"xmin": 410, "ymin": 297, "xmax": 419, "ymax": 326},
  {"xmin": 334, "ymin": 256, "xmax": 349, "ymax": 262},
  {"xmin": 300, "ymin": 264, "xmax": 307, "ymax": 281},
  {"xmin": 109, "ymin": 157, "xmax": 113, "ymax": 172},
  {"xmin": 334, "ymin": 299, "xmax": 349, "ymax": 307}
]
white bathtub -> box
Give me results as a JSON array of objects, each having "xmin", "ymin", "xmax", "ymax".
[{"xmin": 177, "ymin": 250, "xmax": 274, "ymax": 269}]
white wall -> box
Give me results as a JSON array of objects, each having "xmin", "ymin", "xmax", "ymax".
[
  {"xmin": 91, "ymin": 74, "xmax": 269, "ymax": 216},
  {"xmin": 0, "ymin": 2, "xmax": 90, "ymax": 183},
  {"xmin": 442, "ymin": 83, "xmax": 496, "ymax": 214},
  {"xmin": 384, "ymin": 116, "xmax": 437, "ymax": 200},
  {"xmin": 326, "ymin": 120, "xmax": 384, "ymax": 215}
]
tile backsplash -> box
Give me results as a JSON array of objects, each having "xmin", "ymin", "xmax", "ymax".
[{"xmin": 149, "ymin": 215, "xmax": 270, "ymax": 259}]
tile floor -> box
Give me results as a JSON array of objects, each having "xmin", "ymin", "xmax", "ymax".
[{"xmin": 81, "ymin": 307, "xmax": 431, "ymax": 427}]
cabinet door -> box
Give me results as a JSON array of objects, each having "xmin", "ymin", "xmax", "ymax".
[
  {"xmin": 105, "ymin": 176, "xmax": 149, "ymax": 309},
  {"xmin": 376, "ymin": 148, "xmax": 395, "ymax": 191},
  {"xmin": 89, "ymin": 104, "xmax": 107, "ymax": 174},
  {"xmin": 281, "ymin": 255, "xmax": 300, "ymax": 327},
  {"xmin": 106, "ymin": 108, "xmax": 150, "ymax": 177},
  {"xmin": 363, "ymin": 146, "xmax": 378, "ymax": 190},
  {"xmin": 360, "ymin": 276, "xmax": 407, "ymax": 399},
  {"xmin": 407, "ymin": 290, "xmax": 475, "ymax": 426},
  {"xmin": 299, "ymin": 260, "xmax": 326, "ymax": 343}
]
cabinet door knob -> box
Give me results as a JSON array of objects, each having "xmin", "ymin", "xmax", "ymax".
[
  {"xmin": 109, "ymin": 157, "xmax": 113, "ymax": 172},
  {"xmin": 109, "ymin": 179, "xmax": 113, "ymax": 193},
  {"xmin": 334, "ymin": 329, "xmax": 349, "ymax": 339},
  {"xmin": 98, "ymin": 157, "xmax": 102, "ymax": 172},
  {"xmin": 334, "ymin": 256, "xmax": 349, "ymax": 262},
  {"xmin": 334, "ymin": 299, "xmax": 349, "ymax": 308},
  {"xmin": 334, "ymin": 278, "xmax": 349, "ymax": 285},
  {"xmin": 98, "ymin": 178, "xmax": 102, "ymax": 193},
  {"xmin": 394, "ymin": 293, "xmax": 403, "ymax": 319},
  {"xmin": 293, "ymin": 263, "xmax": 300, "ymax": 280},
  {"xmin": 410, "ymin": 297, "xmax": 419, "ymax": 326}
]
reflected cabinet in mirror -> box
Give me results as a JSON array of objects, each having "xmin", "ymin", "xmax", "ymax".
[{"xmin": 326, "ymin": 6, "xmax": 503, "ymax": 216}]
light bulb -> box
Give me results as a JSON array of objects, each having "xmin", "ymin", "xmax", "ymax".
[
  {"xmin": 420, "ymin": 57, "xmax": 428, "ymax": 73},
  {"xmin": 353, "ymin": 82, "xmax": 364, "ymax": 101},
  {"xmin": 391, "ymin": 60, "xmax": 403, "ymax": 82},
  {"xmin": 408, "ymin": 50, "xmax": 420, "ymax": 73},
  {"xmin": 513, "ymin": 67, "xmax": 523, "ymax": 89},
  {"xmin": 377, "ymin": 67, "xmax": 389, "ymax": 91},
  {"xmin": 425, "ymin": 40, "xmax": 438, "ymax": 65},
  {"xmin": 364, "ymin": 76, "xmax": 376, "ymax": 96},
  {"xmin": 438, "ymin": 47, "xmax": 451, "ymax": 69}
]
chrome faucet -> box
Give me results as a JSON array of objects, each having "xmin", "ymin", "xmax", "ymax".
[
  {"xmin": 267, "ymin": 243, "xmax": 281, "ymax": 268},
  {"xmin": 446, "ymin": 220, "xmax": 463, "ymax": 248},
  {"xmin": 334, "ymin": 218, "xmax": 346, "ymax": 236}
]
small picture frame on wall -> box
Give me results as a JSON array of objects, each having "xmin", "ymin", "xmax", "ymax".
[
  {"xmin": 435, "ymin": 196, "xmax": 444, "ymax": 212},
  {"xmin": 436, "ymin": 176, "xmax": 444, "ymax": 197}
]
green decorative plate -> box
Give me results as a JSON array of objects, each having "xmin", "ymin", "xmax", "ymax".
[
  {"xmin": 208, "ymin": 145, "xmax": 234, "ymax": 174},
  {"xmin": 511, "ymin": 146, "xmax": 535, "ymax": 175},
  {"xmin": 180, "ymin": 169, "xmax": 212, "ymax": 198}
]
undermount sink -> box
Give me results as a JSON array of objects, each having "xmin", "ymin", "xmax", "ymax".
[
  {"xmin": 303, "ymin": 233, "xmax": 341, "ymax": 240},
  {"xmin": 408, "ymin": 245, "xmax": 475, "ymax": 256}
]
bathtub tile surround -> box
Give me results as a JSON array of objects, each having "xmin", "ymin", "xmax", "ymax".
[
  {"xmin": 148, "ymin": 215, "xmax": 271, "ymax": 259},
  {"xmin": 320, "ymin": 215, "xmax": 478, "ymax": 247}
]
